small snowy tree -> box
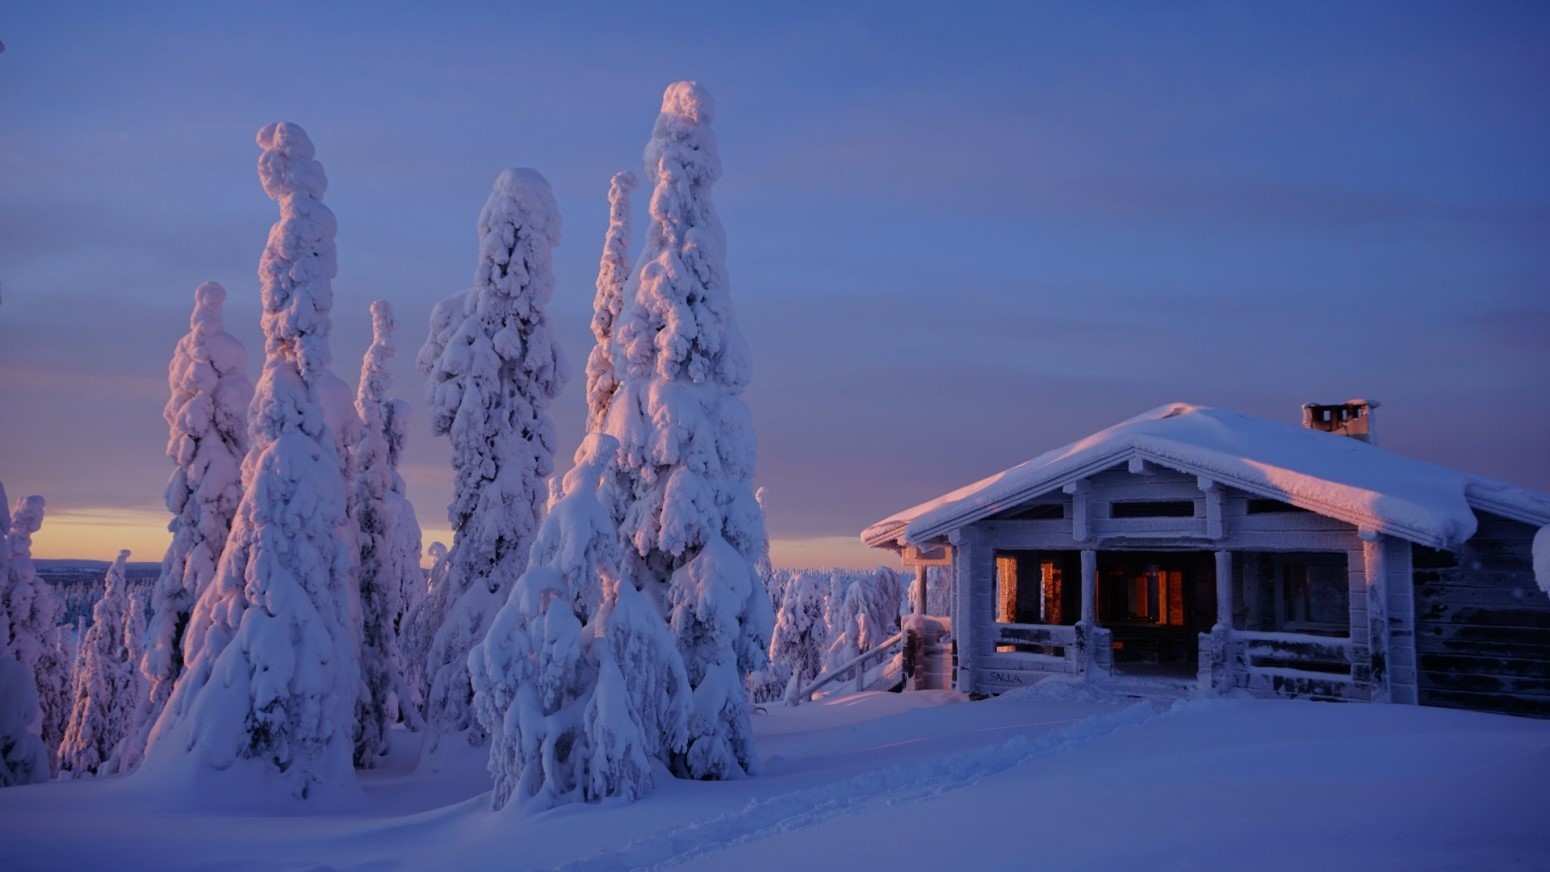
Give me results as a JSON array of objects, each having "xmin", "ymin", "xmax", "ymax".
[
  {"xmin": 824, "ymin": 567, "xmax": 904, "ymax": 673},
  {"xmin": 400, "ymin": 541, "xmax": 448, "ymax": 717},
  {"xmin": 61, "ymin": 551, "xmax": 139, "ymax": 777},
  {"xmin": 1, "ymin": 494, "xmax": 67, "ymax": 773},
  {"xmin": 115, "ymin": 281, "xmax": 251, "ymax": 774},
  {"xmin": 352, "ymin": 300, "xmax": 424, "ymax": 766},
  {"xmin": 585, "ymin": 572, "xmax": 689, "ymax": 800},
  {"xmin": 584, "ymin": 171, "xmax": 637, "ymax": 432},
  {"xmin": 766, "ymin": 572, "xmax": 829, "ymax": 704},
  {"xmin": 0, "ymin": 656, "xmax": 50, "ymax": 787},
  {"xmin": 600, "ymin": 81, "xmax": 773, "ymax": 780},
  {"xmin": 140, "ymin": 122, "xmax": 359, "ymax": 800},
  {"xmin": 417, "ymin": 168, "xmax": 567, "ymax": 765},
  {"xmin": 471, "ymin": 434, "xmax": 686, "ymax": 810},
  {"xmin": 0, "ymin": 483, "xmax": 49, "ymax": 788},
  {"xmin": 117, "ymin": 589, "xmax": 148, "ymax": 755},
  {"xmin": 752, "ymin": 487, "xmax": 775, "ymax": 602}
]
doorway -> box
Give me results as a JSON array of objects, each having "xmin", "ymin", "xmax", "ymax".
[{"xmin": 1097, "ymin": 551, "xmax": 1215, "ymax": 676}]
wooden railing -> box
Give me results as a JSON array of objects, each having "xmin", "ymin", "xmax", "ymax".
[
  {"xmin": 989, "ymin": 622, "xmax": 1082, "ymax": 673},
  {"xmin": 791, "ymin": 631, "xmax": 904, "ymax": 705},
  {"xmin": 1232, "ymin": 630, "xmax": 1353, "ymax": 677}
]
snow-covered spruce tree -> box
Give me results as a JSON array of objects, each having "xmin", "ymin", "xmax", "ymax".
[
  {"xmin": 352, "ymin": 299, "xmax": 423, "ymax": 765},
  {"xmin": 471, "ymin": 434, "xmax": 688, "ymax": 809},
  {"xmin": 61, "ymin": 551, "xmax": 139, "ymax": 777},
  {"xmin": 417, "ymin": 168, "xmax": 566, "ymax": 765},
  {"xmin": 744, "ymin": 487, "xmax": 781, "ymax": 701},
  {"xmin": 470, "ymin": 436, "xmax": 610, "ymax": 810},
  {"xmin": 0, "ymin": 655, "xmax": 50, "ymax": 787},
  {"xmin": 0, "ymin": 483, "xmax": 50, "ymax": 788},
  {"xmin": 767, "ymin": 572, "xmax": 829, "ymax": 704},
  {"xmin": 585, "ymin": 566, "xmax": 690, "ymax": 800},
  {"xmin": 400, "ymin": 540, "xmax": 448, "ymax": 716},
  {"xmin": 116, "ymin": 588, "xmax": 148, "ymax": 757},
  {"xmin": 752, "ymin": 487, "xmax": 775, "ymax": 603},
  {"xmin": 584, "ymin": 171, "xmax": 638, "ymax": 432},
  {"xmin": 601, "ymin": 81, "xmax": 773, "ymax": 780},
  {"xmin": 113, "ymin": 281, "xmax": 252, "ymax": 774},
  {"xmin": 824, "ymin": 567, "xmax": 904, "ymax": 673},
  {"xmin": 1, "ymin": 494, "xmax": 68, "ymax": 773},
  {"xmin": 139, "ymin": 123, "xmax": 359, "ymax": 800}
]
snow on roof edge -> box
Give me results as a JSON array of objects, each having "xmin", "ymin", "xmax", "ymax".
[{"xmin": 860, "ymin": 403, "xmax": 1550, "ymax": 553}]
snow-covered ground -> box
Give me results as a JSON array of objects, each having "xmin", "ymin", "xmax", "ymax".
[{"xmin": 2, "ymin": 686, "xmax": 1546, "ymax": 870}]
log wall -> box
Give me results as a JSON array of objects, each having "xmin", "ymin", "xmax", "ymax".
[{"xmin": 1414, "ymin": 513, "xmax": 1550, "ymax": 718}]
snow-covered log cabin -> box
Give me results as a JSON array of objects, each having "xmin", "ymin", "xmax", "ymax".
[{"xmin": 863, "ymin": 403, "xmax": 1550, "ymax": 716}]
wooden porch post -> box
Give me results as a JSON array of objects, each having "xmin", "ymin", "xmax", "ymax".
[
  {"xmin": 914, "ymin": 564, "xmax": 928, "ymax": 616},
  {"xmin": 1363, "ymin": 534, "xmax": 1390, "ymax": 703},
  {"xmin": 1204, "ymin": 549, "xmax": 1234, "ymax": 693},
  {"xmin": 1080, "ymin": 548, "xmax": 1097, "ymax": 626},
  {"xmin": 1214, "ymin": 550, "xmax": 1233, "ymax": 632},
  {"xmin": 949, "ymin": 528, "xmax": 976, "ymax": 693},
  {"xmin": 1080, "ymin": 548, "xmax": 1101, "ymax": 675}
]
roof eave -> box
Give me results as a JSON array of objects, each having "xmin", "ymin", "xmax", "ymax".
[{"xmin": 892, "ymin": 444, "xmax": 1464, "ymax": 552}]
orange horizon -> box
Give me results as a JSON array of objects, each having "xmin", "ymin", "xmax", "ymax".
[{"xmin": 25, "ymin": 507, "xmax": 893, "ymax": 572}]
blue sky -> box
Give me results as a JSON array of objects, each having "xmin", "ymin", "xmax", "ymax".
[{"xmin": 1, "ymin": 1, "xmax": 1547, "ymax": 566}]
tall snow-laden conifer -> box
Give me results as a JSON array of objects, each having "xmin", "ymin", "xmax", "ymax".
[
  {"xmin": 141, "ymin": 123, "xmax": 359, "ymax": 800},
  {"xmin": 61, "ymin": 551, "xmax": 138, "ymax": 777},
  {"xmin": 417, "ymin": 169, "xmax": 566, "ymax": 764},
  {"xmin": 114, "ymin": 281, "xmax": 251, "ymax": 774},
  {"xmin": 352, "ymin": 300, "xmax": 423, "ymax": 766},
  {"xmin": 585, "ymin": 171, "xmax": 637, "ymax": 432},
  {"xmin": 1, "ymin": 494, "xmax": 67, "ymax": 774},
  {"xmin": 0, "ymin": 484, "xmax": 50, "ymax": 787},
  {"xmin": 601, "ymin": 81, "xmax": 773, "ymax": 780}
]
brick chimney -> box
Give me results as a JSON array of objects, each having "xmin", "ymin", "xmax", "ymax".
[{"xmin": 1302, "ymin": 399, "xmax": 1378, "ymax": 445}]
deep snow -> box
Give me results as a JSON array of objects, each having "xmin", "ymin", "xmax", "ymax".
[{"xmin": 1, "ymin": 686, "xmax": 1545, "ymax": 870}]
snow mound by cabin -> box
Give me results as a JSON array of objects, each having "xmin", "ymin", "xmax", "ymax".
[{"xmin": 864, "ymin": 403, "xmax": 1550, "ymax": 552}]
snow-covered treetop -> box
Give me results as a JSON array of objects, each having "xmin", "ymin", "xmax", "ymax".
[
  {"xmin": 357, "ymin": 300, "xmax": 401, "ymax": 445},
  {"xmin": 8, "ymin": 496, "xmax": 43, "ymax": 544},
  {"xmin": 165, "ymin": 281, "xmax": 251, "ymax": 467},
  {"xmin": 476, "ymin": 168, "xmax": 562, "ymax": 313},
  {"xmin": 420, "ymin": 167, "xmax": 566, "ymax": 539},
  {"xmin": 255, "ymin": 121, "xmax": 338, "ymax": 386},
  {"xmin": 613, "ymin": 80, "xmax": 749, "ymax": 392},
  {"xmin": 585, "ymin": 171, "xmax": 638, "ymax": 432},
  {"xmin": 100, "ymin": 550, "xmax": 131, "ymax": 605},
  {"xmin": 190, "ymin": 281, "xmax": 226, "ymax": 331},
  {"xmin": 593, "ymin": 172, "xmax": 638, "ymax": 343},
  {"xmin": 2, "ymin": 494, "xmax": 51, "ymax": 668}
]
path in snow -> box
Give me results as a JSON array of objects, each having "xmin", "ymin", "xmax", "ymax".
[{"xmin": 560, "ymin": 696, "xmax": 1220, "ymax": 870}]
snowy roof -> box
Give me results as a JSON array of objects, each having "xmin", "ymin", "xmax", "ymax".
[{"xmin": 862, "ymin": 403, "xmax": 1550, "ymax": 552}]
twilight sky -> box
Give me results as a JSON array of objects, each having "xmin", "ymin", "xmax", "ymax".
[{"xmin": 1, "ymin": 1, "xmax": 1547, "ymax": 568}]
